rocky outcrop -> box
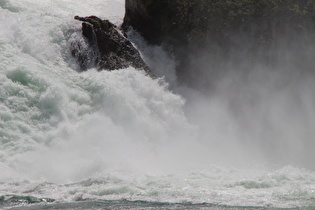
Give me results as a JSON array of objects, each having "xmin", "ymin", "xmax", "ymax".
[
  {"xmin": 123, "ymin": 0, "xmax": 315, "ymax": 48},
  {"xmin": 122, "ymin": 0, "xmax": 183, "ymax": 46},
  {"xmin": 74, "ymin": 15, "xmax": 151, "ymax": 75},
  {"xmin": 122, "ymin": 0, "xmax": 315, "ymax": 87}
]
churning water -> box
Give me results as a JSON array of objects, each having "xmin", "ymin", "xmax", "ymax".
[{"xmin": 1, "ymin": 0, "xmax": 315, "ymax": 209}]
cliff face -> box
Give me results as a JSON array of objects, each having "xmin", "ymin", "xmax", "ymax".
[
  {"xmin": 123, "ymin": 0, "xmax": 315, "ymax": 47},
  {"xmin": 123, "ymin": 0, "xmax": 315, "ymax": 87},
  {"xmin": 122, "ymin": 0, "xmax": 182, "ymax": 46}
]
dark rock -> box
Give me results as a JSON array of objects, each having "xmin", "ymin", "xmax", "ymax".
[
  {"xmin": 74, "ymin": 15, "xmax": 152, "ymax": 75},
  {"xmin": 123, "ymin": 0, "xmax": 315, "ymax": 49},
  {"xmin": 122, "ymin": 0, "xmax": 315, "ymax": 88},
  {"xmin": 122, "ymin": 0, "xmax": 184, "ymax": 47}
]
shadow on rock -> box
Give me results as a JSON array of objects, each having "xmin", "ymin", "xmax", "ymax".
[{"xmin": 72, "ymin": 15, "xmax": 153, "ymax": 76}]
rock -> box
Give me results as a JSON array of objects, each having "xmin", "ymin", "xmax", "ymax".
[
  {"xmin": 122, "ymin": 0, "xmax": 184, "ymax": 46},
  {"xmin": 122, "ymin": 0, "xmax": 315, "ymax": 87},
  {"xmin": 74, "ymin": 15, "xmax": 152, "ymax": 75},
  {"xmin": 123, "ymin": 0, "xmax": 315, "ymax": 49}
]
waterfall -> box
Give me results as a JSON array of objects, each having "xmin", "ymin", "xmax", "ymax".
[{"xmin": 1, "ymin": 0, "xmax": 315, "ymax": 208}]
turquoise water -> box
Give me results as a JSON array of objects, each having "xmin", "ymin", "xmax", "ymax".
[
  {"xmin": 1, "ymin": 0, "xmax": 315, "ymax": 209},
  {"xmin": 7, "ymin": 199, "xmax": 315, "ymax": 210}
]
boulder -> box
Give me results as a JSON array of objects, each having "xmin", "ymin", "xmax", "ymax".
[{"xmin": 74, "ymin": 15, "xmax": 152, "ymax": 75}]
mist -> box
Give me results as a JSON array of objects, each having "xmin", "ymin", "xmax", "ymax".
[
  {"xmin": 185, "ymin": 24, "xmax": 315, "ymax": 170},
  {"xmin": 2, "ymin": 1, "xmax": 315, "ymax": 207},
  {"xmin": 130, "ymin": 20, "xmax": 315, "ymax": 170}
]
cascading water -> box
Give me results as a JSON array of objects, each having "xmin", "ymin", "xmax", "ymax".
[{"xmin": 1, "ymin": 0, "xmax": 315, "ymax": 209}]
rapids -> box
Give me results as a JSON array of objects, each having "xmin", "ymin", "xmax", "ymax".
[{"xmin": 1, "ymin": 0, "xmax": 315, "ymax": 209}]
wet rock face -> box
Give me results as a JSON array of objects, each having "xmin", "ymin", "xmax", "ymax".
[
  {"xmin": 123, "ymin": 0, "xmax": 315, "ymax": 49},
  {"xmin": 122, "ymin": 0, "xmax": 184, "ymax": 46},
  {"xmin": 122, "ymin": 0, "xmax": 154, "ymax": 42},
  {"xmin": 73, "ymin": 15, "xmax": 151, "ymax": 74},
  {"xmin": 122, "ymin": 0, "xmax": 315, "ymax": 88},
  {"xmin": 122, "ymin": 0, "xmax": 161, "ymax": 45}
]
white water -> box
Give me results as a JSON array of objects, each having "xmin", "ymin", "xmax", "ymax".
[{"xmin": 1, "ymin": 0, "xmax": 315, "ymax": 208}]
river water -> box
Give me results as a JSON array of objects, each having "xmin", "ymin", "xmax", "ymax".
[{"xmin": 1, "ymin": 0, "xmax": 315, "ymax": 209}]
